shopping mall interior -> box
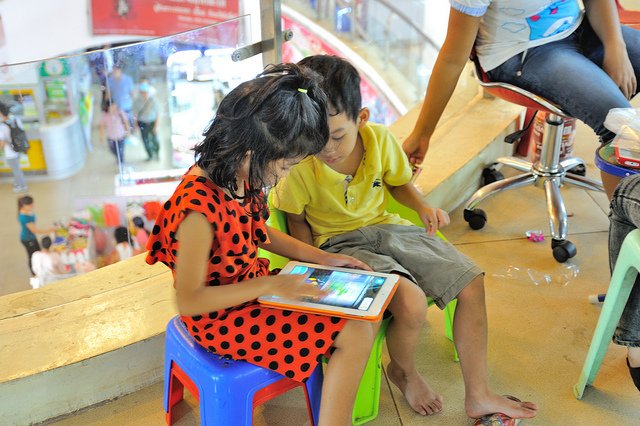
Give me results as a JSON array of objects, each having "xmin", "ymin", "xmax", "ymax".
[{"xmin": 1, "ymin": 0, "xmax": 640, "ymax": 425}]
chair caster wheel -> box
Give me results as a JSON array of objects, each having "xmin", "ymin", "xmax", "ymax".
[
  {"xmin": 567, "ymin": 164, "xmax": 587, "ymax": 176},
  {"xmin": 464, "ymin": 208, "xmax": 487, "ymax": 230},
  {"xmin": 552, "ymin": 239, "xmax": 577, "ymax": 263},
  {"xmin": 482, "ymin": 165, "xmax": 504, "ymax": 185}
]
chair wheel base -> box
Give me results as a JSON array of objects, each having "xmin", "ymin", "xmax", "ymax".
[
  {"xmin": 482, "ymin": 165, "xmax": 504, "ymax": 185},
  {"xmin": 464, "ymin": 208, "xmax": 487, "ymax": 230},
  {"xmin": 552, "ymin": 239, "xmax": 577, "ymax": 263}
]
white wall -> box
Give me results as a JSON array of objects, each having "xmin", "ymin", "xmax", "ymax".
[{"xmin": 0, "ymin": 0, "xmax": 140, "ymax": 66}]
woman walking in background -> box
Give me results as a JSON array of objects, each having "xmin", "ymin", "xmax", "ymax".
[{"xmin": 18, "ymin": 196, "xmax": 56, "ymax": 276}]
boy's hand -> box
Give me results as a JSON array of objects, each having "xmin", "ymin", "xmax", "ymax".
[
  {"xmin": 321, "ymin": 253, "xmax": 372, "ymax": 271},
  {"xmin": 264, "ymin": 274, "xmax": 330, "ymax": 301},
  {"xmin": 418, "ymin": 207, "xmax": 450, "ymax": 236}
]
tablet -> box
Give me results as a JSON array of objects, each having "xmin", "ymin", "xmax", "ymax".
[{"xmin": 258, "ymin": 261, "xmax": 399, "ymax": 321}]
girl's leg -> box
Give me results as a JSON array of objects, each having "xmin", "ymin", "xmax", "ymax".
[
  {"xmin": 319, "ymin": 319, "xmax": 377, "ymax": 426},
  {"xmin": 384, "ymin": 277, "xmax": 443, "ymax": 415},
  {"xmin": 454, "ymin": 275, "xmax": 538, "ymax": 419},
  {"xmin": 609, "ymin": 175, "xmax": 640, "ymax": 368}
]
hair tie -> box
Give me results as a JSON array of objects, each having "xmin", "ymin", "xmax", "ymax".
[{"xmin": 297, "ymin": 88, "xmax": 308, "ymax": 94}]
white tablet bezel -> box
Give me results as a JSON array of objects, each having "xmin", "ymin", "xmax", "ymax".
[{"xmin": 257, "ymin": 261, "xmax": 399, "ymax": 320}]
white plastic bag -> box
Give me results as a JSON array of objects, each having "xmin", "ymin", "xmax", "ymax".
[{"xmin": 604, "ymin": 108, "xmax": 640, "ymax": 151}]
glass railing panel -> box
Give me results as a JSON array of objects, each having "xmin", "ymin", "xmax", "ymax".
[{"xmin": 1, "ymin": 16, "xmax": 259, "ymax": 293}]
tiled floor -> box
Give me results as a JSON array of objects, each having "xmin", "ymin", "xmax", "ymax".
[{"xmin": 39, "ymin": 115, "xmax": 640, "ymax": 424}]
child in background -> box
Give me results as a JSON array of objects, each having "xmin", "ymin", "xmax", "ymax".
[
  {"xmin": 113, "ymin": 226, "xmax": 138, "ymax": 261},
  {"xmin": 100, "ymin": 99, "xmax": 130, "ymax": 173},
  {"xmin": 31, "ymin": 236, "xmax": 69, "ymax": 287},
  {"xmin": 146, "ymin": 63, "xmax": 378, "ymax": 425},
  {"xmin": 131, "ymin": 216, "xmax": 150, "ymax": 249},
  {"xmin": 273, "ymin": 55, "xmax": 537, "ymax": 421}
]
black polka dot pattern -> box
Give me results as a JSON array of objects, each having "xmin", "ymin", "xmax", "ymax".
[{"xmin": 145, "ymin": 172, "xmax": 346, "ymax": 382}]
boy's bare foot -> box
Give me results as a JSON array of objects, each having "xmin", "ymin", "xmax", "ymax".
[
  {"xmin": 466, "ymin": 391, "xmax": 537, "ymax": 419},
  {"xmin": 387, "ymin": 362, "xmax": 443, "ymax": 415}
]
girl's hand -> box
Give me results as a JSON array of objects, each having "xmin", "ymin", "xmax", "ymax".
[
  {"xmin": 263, "ymin": 274, "xmax": 330, "ymax": 301},
  {"xmin": 320, "ymin": 253, "xmax": 372, "ymax": 271},
  {"xmin": 603, "ymin": 44, "xmax": 637, "ymax": 100},
  {"xmin": 418, "ymin": 207, "xmax": 450, "ymax": 236}
]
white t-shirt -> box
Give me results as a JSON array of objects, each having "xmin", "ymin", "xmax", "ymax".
[
  {"xmin": 451, "ymin": 0, "xmax": 584, "ymax": 71},
  {"xmin": 31, "ymin": 251, "xmax": 65, "ymax": 285},
  {"xmin": 0, "ymin": 121, "xmax": 18, "ymax": 160}
]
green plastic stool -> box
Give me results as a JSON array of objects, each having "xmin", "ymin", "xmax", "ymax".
[
  {"xmin": 574, "ymin": 228, "xmax": 640, "ymax": 399},
  {"xmin": 260, "ymin": 201, "xmax": 459, "ymax": 424}
]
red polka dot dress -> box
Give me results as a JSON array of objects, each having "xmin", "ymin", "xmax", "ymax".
[{"xmin": 146, "ymin": 173, "xmax": 346, "ymax": 382}]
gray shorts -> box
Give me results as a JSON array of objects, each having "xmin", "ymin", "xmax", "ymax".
[{"xmin": 320, "ymin": 224, "xmax": 483, "ymax": 309}]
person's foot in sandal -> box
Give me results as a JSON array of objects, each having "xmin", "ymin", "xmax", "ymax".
[{"xmin": 466, "ymin": 392, "xmax": 537, "ymax": 420}]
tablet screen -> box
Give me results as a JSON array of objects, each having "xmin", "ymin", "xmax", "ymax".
[{"xmin": 287, "ymin": 264, "xmax": 386, "ymax": 311}]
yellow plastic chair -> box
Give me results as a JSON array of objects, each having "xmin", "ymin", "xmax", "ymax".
[
  {"xmin": 574, "ymin": 228, "xmax": 640, "ymax": 399},
  {"xmin": 259, "ymin": 199, "xmax": 458, "ymax": 424}
]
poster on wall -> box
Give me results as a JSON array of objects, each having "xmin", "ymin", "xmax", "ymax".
[
  {"xmin": 91, "ymin": 0, "xmax": 240, "ymax": 37},
  {"xmin": 281, "ymin": 15, "xmax": 399, "ymax": 125}
]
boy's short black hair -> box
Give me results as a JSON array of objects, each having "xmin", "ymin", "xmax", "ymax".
[
  {"xmin": 114, "ymin": 226, "xmax": 130, "ymax": 244},
  {"xmin": 297, "ymin": 55, "xmax": 361, "ymax": 122},
  {"xmin": 194, "ymin": 63, "xmax": 329, "ymax": 201},
  {"xmin": 132, "ymin": 216, "xmax": 145, "ymax": 228},
  {"xmin": 41, "ymin": 236, "xmax": 52, "ymax": 249}
]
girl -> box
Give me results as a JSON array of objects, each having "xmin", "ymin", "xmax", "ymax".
[
  {"xmin": 18, "ymin": 196, "xmax": 56, "ymax": 276},
  {"xmin": 146, "ymin": 63, "xmax": 377, "ymax": 425},
  {"xmin": 100, "ymin": 99, "xmax": 130, "ymax": 173}
]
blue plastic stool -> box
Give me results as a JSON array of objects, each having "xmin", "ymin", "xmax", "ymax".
[
  {"xmin": 574, "ymin": 229, "xmax": 640, "ymax": 399},
  {"xmin": 163, "ymin": 316, "xmax": 324, "ymax": 425}
]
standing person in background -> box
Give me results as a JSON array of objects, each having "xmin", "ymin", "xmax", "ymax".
[
  {"xmin": 18, "ymin": 196, "xmax": 56, "ymax": 277},
  {"xmin": 100, "ymin": 99, "xmax": 130, "ymax": 173},
  {"xmin": 131, "ymin": 216, "xmax": 150, "ymax": 249},
  {"xmin": 0, "ymin": 101, "xmax": 28, "ymax": 193},
  {"xmin": 133, "ymin": 82, "xmax": 160, "ymax": 161},
  {"xmin": 402, "ymin": 0, "xmax": 640, "ymax": 199},
  {"xmin": 106, "ymin": 65, "xmax": 135, "ymax": 127}
]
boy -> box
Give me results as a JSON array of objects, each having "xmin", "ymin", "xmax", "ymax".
[{"xmin": 272, "ymin": 55, "xmax": 537, "ymax": 420}]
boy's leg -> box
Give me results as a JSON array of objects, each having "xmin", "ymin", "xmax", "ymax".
[
  {"xmin": 320, "ymin": 319, "xmax": 377, "ymax": 426},
  {"xmin": 385, "ymin": 276, "xmax": 443, "ymax": 415},
  {"xmin": 454, "ymin": 275, "xmax": 537, "ymax": 419}
]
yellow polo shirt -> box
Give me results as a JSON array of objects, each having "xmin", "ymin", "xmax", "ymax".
[{"xmin": 272, "ymin": 122, "xmax": 413, "ymax": 247}]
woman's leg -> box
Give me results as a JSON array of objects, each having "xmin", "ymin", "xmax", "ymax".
[
  {"xmin": 385, "ymin": 277, "xmax": 443, "ymax": 415},
  {"xmin": 319, "ymin": 319, "xmax": 377, "ymax": 426},
  {"xmin": 489, "ymin": 21, "xmax": 639, "ymax": 142},
  {"xmin": 609, "ymin": 175, "xmax": 640, "ymax": 369},
  {"xmin": 21, "ymin": 238, "xmax": 40, "ymax": 275}
]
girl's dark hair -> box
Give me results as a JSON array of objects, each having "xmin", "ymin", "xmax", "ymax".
[
  {"xmin": 194, "ymin": 63, "xmax": 329, "ymax": 200},
  {"xmin": 297, "ymin": 55, "xmax": 361, "ymax": 122},
  {"xmin": 18, "ymin": 195, "xmax": 33, "ymax": 211}
]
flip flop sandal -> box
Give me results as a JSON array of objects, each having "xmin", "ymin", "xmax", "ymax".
[
  {"xmin": 627, "ymin": 358, "xmax": 640, "ymax": 391},
  {"xmin": 472, "ymin": 396, "xmax": 522, "ymax": 426}
]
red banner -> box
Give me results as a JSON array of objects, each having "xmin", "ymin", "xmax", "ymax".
[{"xmin": 91, "ymin": 0, "xmax": 240, "ymax": 37}]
